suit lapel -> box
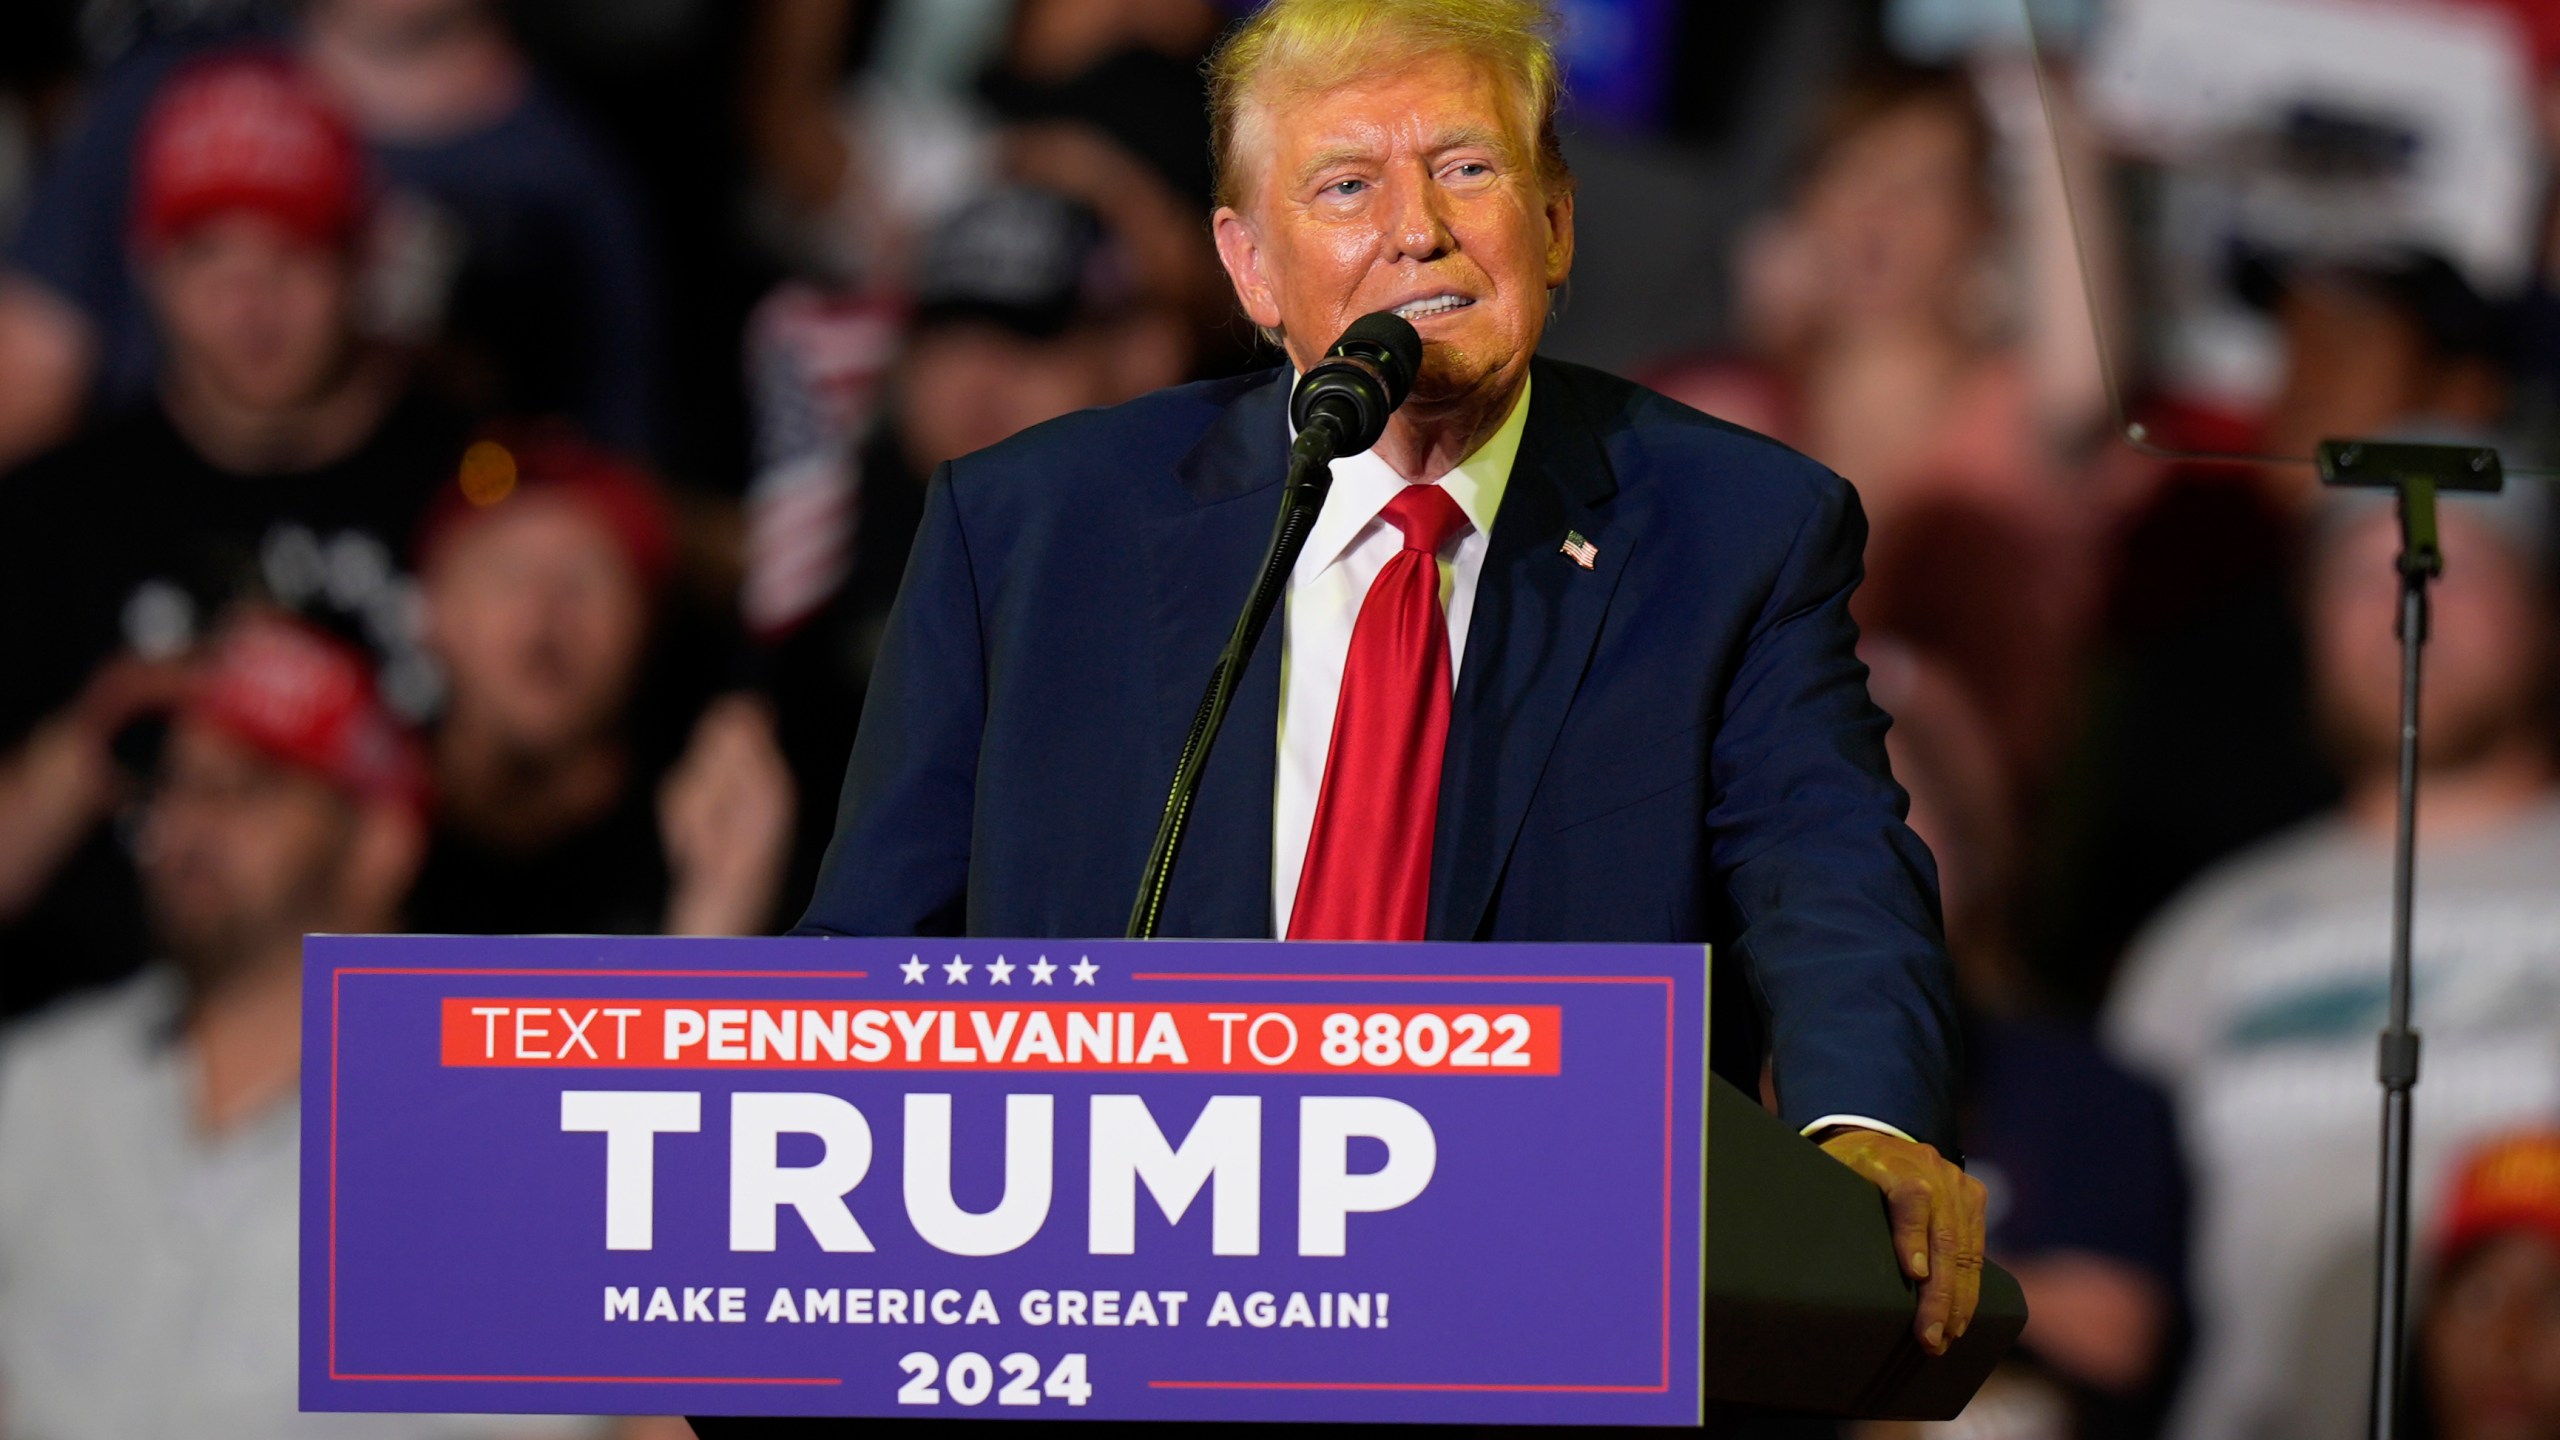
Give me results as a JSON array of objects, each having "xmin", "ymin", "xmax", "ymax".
[
  {"xmin": 1430, "ymin": 361, "xmax": 1636, "ymax": 939},
  {"xmin": 1140, "ymin": 371, "xmax": 1292, "ymax": 938}
]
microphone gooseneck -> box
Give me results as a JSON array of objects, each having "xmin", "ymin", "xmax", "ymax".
[{"xmin": 1127, "ymin": 312, "xmax": 1424, "ymax": 940}]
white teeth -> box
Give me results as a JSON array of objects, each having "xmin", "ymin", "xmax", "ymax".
[{"xmin": 1393, "ymin": 295, "xmax": 1473, "ymax": 319}]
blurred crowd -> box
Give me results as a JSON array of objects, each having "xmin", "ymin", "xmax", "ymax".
[{"xmin": 3, "ymin": 0, "xmax": 2560, "ymax": 1436}]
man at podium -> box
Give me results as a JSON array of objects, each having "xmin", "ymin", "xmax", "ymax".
[{"xmin": 799, "ymin": 0, "xmax": 1987, "ymax": 1360}]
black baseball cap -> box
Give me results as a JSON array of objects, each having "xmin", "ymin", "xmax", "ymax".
[
  {"xmin": 2232, "ymin": 243, "xmax": 2513, "ymax": 366},
  {"xmin": 913, "ymin": 186, "xmax": 1135, "ymax": 340}
]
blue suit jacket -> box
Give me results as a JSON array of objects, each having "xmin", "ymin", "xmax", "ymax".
[{"xmin": 799, "ymin": 357, "xmax": 1960, "ymax": 1148}]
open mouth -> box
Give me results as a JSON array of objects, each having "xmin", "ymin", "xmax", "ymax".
[{"xmin": 1391, "ymin": 294, "xmax": 1476, "ymax": 321}]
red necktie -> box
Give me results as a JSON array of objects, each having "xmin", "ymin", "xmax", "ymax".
[{"xmin": 1289, "ymin": 484, "xmax": 1471, "ymax": 941}]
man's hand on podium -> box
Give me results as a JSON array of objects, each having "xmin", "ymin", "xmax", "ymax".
[{"xmin": 1816, "ymin": 1128, "xmax": 1988, "ymax": 1356}]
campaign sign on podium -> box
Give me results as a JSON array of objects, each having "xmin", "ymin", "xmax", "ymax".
[{"xmin": 301, "ymin": 936, "xmax": 1708, "ymax": 1425}]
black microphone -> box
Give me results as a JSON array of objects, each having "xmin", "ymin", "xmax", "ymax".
[
  {"xmin": 1290, "ymin": 312, "xmax": 1424, "ymax": 458},
  {"xmin": 1125, "ymin": 313, "xmax": 1425, "ymax": 939}
]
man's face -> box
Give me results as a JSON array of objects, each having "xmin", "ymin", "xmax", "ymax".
[
  {"xmin": 147, "ymin": 212, "xmax": 357, "ymax": 414},
  {"xmin": 1213, "ymin": 52, "xmax": 1573, "ymax": 412},
  {"xmin": 2263, "ymin": 283, "xmax": 2432, "ymax": 467},
  {"xmin": 423, "ymin": 494, "xmax": 650, "ymax": 754},
  {"xmin": 1794, "ymin": 100, "xmax": 1986, "ymax": 331},
  {"xmin": 898, "ymin": 323, "xmax": 1113, "ymax": 474},
  {"xmin": 2312, "ymin": 509, "xmax": 2553, "ymax": 776},
  {"xmin": 2426, "ymin": 1231, "xmax": 2560, "ymax": 1440},
  {"xmin": 140, "ymin": 720, "xmax": 356, "ymax": 986}
]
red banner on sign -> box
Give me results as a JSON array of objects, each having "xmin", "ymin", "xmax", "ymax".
[{"xmin": 438, "ymin": 999, "xmax": 1562, "ymax": 1076}]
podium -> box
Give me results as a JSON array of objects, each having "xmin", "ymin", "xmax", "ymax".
[
  {"xmin": 690, "ymin": 1078, "xmax": 2026, "ymax": 1434},
  {"xmin": 1701, "ymin": 1075, "xmax": 2024, "ymax": 1420},
  {"xmin": 303, "ymin": 935, "xmax": 2018, "ymax": 1427}
]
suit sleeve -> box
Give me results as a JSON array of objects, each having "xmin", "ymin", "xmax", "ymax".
[
  {"xmin": 793, "ymin": 464, "xmax": 984, "ymax": 937},
  {"xmin": 1704, "ymin": 477, "xmax": 1962, "ymax": 1150}
]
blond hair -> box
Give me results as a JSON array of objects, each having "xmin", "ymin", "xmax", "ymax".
[{"xmin": 1206, "ymin": 0, "xmax": 1574, "ymax": 213}]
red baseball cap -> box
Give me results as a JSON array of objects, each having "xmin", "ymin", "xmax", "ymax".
[
  {"xmin": 180, "ymin": 610, "xmax": 430, "ymax": 818},
  {"xmin": 416, "ymin": 425, "xmax": 679, "ymax": 595},
  {"xmin": 132, "ymin": 52, "xmax": 369, "ymax": 254},
  {"xmin": 2445, "ymin": 0, "xmax": 2560, "ymax": 78},
  {"xmin": 2432, "ymin": 1131, "xmax": 2560, "ymax": 1270}
]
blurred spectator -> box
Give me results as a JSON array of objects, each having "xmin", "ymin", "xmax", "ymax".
[
  {"xmin": 733, "ymin": 1, "xmax": 1233, "ymax": 789},
  {"xmin": 407, "ymin": 427, "xmax": 794, "ymax": 938},
  {"xmin": 2419, "ymin": 1132, "xmax": 2560, "ymax": 1440},
  {"xmin": 0, "ymin": 54, "xmax": 461, "ymax": 1018},
  {"xmin": 2247, "ymin": 250, "xmax": 2515, "ymax": 499},
  {"xmin": 503, "ymin": 0, "xmax": 764, "ymax": 496},
  {"xmin": 0, "ymin": 0, "xmax": 657, "ymax": 470},
  {"xmin": 1648, "ymin": 63, "xmax": 2102, "ymax": 786},
  {"xmin": 1653, "ymin": 63, "xmax": 2090, "ymax": 532},
  {"xmin": 2079, "ymin": 0, "xmax": 2544, "ymax": 432},
  {"xmin": 895, "ymin": 187, "xmax": 1188, "ymax": 467},
  {"xmin": 2047, "ymin": 246, "xmax": 2517, "ymax": 999},
  {"xmin": 1858, "ymin": 496, "xmax": 2095, "ymax": 802},
  {"xmin": 1864, "ymin": 639, "xmax": 2188, "ymax": 1440},
  {"xmin": 743, "ymin": 0, "xmax": 998, "ymax": 286},
  {"xmin": 2105, "ymin": 487, "xmax": 2560, "ymax": 1440},
  {"xmin": 744, "ymin": 0, "xmax": 1220, "ymax": 305},
  {"xmin": 0, "ymin": 610, "xmax": 496, "ymax": 1437},
  {"xmin": 1536, "ymin": 0, "xmax": 1872, "ymax": 373},
  {"xmin": 751, "ymin": 185, "xmax": 1187, "ymax": 904},
  {"xmin": 984, "ymin": 0, "xmax": 1233, "ymax": 365},
  {"xmin": 735, "ymin": 1, "xmax": 1236, "ymax": 831}
]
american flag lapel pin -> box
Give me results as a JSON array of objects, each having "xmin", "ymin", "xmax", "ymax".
[{"xmin": 1560, "ymin": 529, "xmax": 1598, "ymax": 569}]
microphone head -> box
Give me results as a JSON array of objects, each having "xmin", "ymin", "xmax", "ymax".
[{"xmin": 1290, "ymin": 311, "xmax": 1424, "ymax": 454}]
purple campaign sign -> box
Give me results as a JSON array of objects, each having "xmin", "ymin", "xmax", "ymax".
[{"xmin": 301, "ymin": 936, "xmax": 1708, "ymax": 1425}]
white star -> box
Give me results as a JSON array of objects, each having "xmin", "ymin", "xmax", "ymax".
[
  {"xmin": 1029, "ymin": 956, "xmax": 1058, "ymax": 985},
  {"xmin": 901, "ymin": 955, "xmax": 928, "ymax": 984},
  {"xmin": 943, "ymin": 955, "xmax": 972, "ymax": 985},
  {"xmin": 986, "ymin": 956, "xmax": 1016, "ymax": 985},
  {"xmin": 1070, "ymin": 956, "xmax": 1099, "ymax": 986}
]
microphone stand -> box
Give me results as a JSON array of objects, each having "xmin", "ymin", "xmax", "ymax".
[
  {"xmin": 2318, "ymin": 438, "xmax": 2503, "ymax": 1440},
  {"xmin": 1125, "ymin": 421, "xmax": 1346, "ymax": 939}
]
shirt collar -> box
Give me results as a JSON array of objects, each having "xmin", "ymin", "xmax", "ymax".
[{"xmin": 1289, "ymin": 372, "xmax": 1532, "ymax": 579}]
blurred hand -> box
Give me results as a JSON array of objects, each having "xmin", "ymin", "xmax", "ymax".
[
  {"xmin": 0, "ymin": 274, "xmax": 97, "ymax": 472},
  {"xmin": 72, "ymin": 652, "xmax": 198, "ymax": 735},
  {"xmin": 659, "ymin": 694, "xmax": 796, "ymax": 937},
  {"xmin": 2003, "ymin": 1250, "xmax": 2169, "ymax": 1395},
  {"xmin": 0, "ymin": 654, "xmax": 192, "ymax": 918},
  {"xmin": 1819, "ymin": 1127, "xmax": 1988, "ymax": 1355},
  {"xmin": 1005, "ymin": 122, "xmax": 1223, "ymax": 318}
]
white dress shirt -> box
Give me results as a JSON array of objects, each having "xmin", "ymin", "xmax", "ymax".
[{"xmin": 1264, "ymin": 373, "xmax": 1910, "ymax": 1147}]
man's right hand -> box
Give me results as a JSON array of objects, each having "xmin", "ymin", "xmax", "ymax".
[{"xmin": 1818, "ymin": 1127, "xmax": 1989, "ymax": 1356}]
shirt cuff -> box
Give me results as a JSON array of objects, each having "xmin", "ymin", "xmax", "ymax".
[{"xmin": 1799, "ymin": 1114, "xmax": 1918, "ymax": 1145}]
